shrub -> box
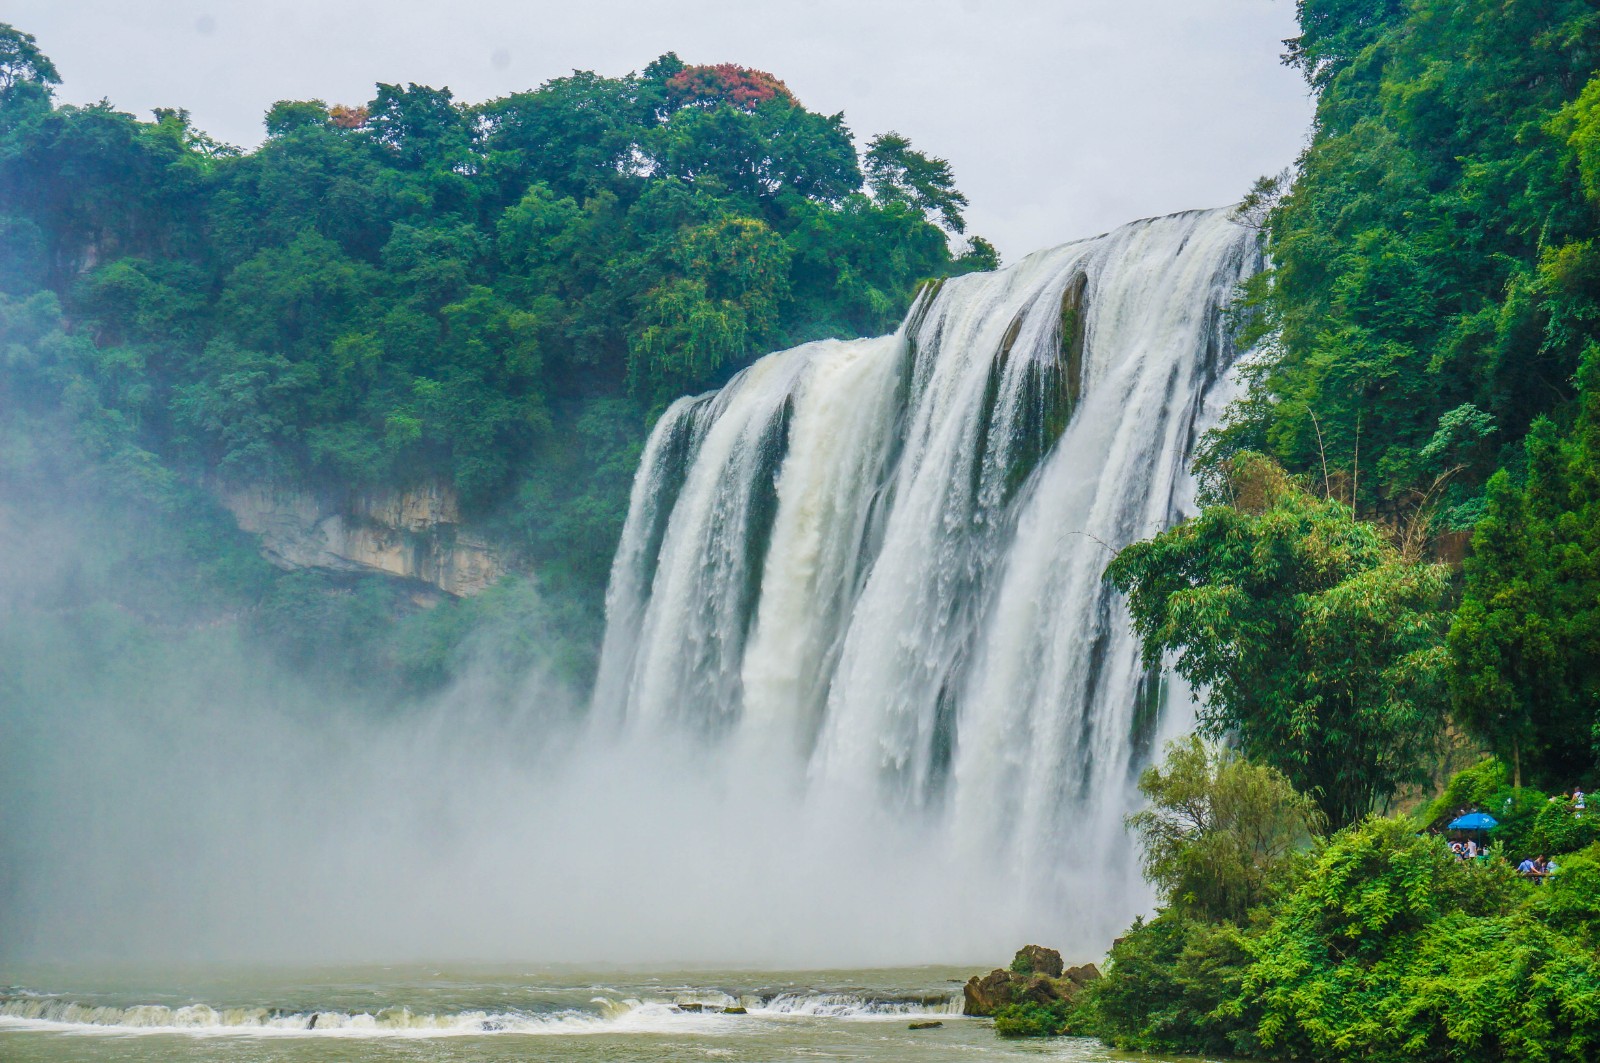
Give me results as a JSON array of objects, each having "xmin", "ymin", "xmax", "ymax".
[
  {"xmin": 1088, "ymin": 912, "xmax": 1259, "ymax": 1056},
  {"xmin": 993, "ymin": 999, "xmax": 1079, "ymax": 1038},
  {"xmin": 1530, "ymin": 798, "xmax": 1600, "ymax": 857}
]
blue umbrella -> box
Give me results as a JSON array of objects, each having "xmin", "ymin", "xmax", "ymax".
[{"xmin": 1448, "ymin": 812, "xmax": 1499, "ymax": 831}]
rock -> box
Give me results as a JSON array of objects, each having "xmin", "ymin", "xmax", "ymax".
[
  {"xmin": 908, "ymin": 1020, "xmax": 943, "ymax": 1030},
  {"xmin": 217, "ymin": 480, "xmax": 508, "ymax": 597},
  {"xmin": 676, "ymin": 1002, "xmax": 704, "ymax": 1013},
  {"xmin": 1062, "ymin": 963, "xmax": 1101, "ymax": 986},
  {"xmin": 1014, "ymin": 975, "xmax": 1066, "ymax": 1006},
  {"xmin": 1012, "ymin": 944, "xmax": 1064, "ymax": 978},
  {"xmin": 963, "ymin": 969, "xmax": 1018, "ymax": 1016},
  {"xmin": 722, "ymin": 1006, "xmax": 747, "ymax": 1015},
  {"xmin": 964, "ymin": 948, "xmax": 1099, "ymax": 1016}
]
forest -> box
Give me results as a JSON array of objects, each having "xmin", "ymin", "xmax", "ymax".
[{"xmin": 0, "ymin": 29, "xmax": 992, "ymax": 692}]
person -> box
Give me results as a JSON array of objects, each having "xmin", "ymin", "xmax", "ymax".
[
  {"xmin": 1575, "ymin": 788, "xmax": 1586, "ymax": 811},
  {"xmin": 1518, "ymin": 855, "xmax": 1539, "ymax": 880},
  {"xmin": 1534, "ymin": 855, "xmax": 1551, "ymax": 883},
  {"xmin": 1450, "ymin": 840, "xmax": 1465, "ymax": 859},
  {"xmin": 1466, "ymin": 838, "xmax": 1479, "ymax": 858}
]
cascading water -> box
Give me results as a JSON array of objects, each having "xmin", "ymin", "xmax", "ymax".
[
  {"xmin": 595, "ymin": 203, "xmax": 1254, "ymax": 947},
  {"xmin": 596, "ymin": 206, "xmax": 1257, "ymax": 953}
]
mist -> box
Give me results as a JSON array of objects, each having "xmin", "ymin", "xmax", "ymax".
[{"xmin": 0, "ymin": 494, "xmax": 1142, "ymax": 970}]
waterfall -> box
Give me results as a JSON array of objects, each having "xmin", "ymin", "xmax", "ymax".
[{"xmin": 594, "ymin": 207, "xmax": 1258, "ymax": 951}]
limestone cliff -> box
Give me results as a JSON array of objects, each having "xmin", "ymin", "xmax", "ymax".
[{"xmin": 217, "ymin": 482, "xmax": 507, "ymax": 597}]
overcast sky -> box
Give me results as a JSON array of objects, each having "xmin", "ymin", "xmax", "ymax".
[{"xmin": 13, "ymin": 0, "xmax": 1312, "ymax": 260}]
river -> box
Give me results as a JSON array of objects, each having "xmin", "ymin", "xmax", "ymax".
[{"xmin": 1, "ymin": 965, "xmax": 1201, "ymax": 1062}]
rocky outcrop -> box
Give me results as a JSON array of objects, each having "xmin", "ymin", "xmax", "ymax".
[
  {"xmin": 962, "ymin": 946, "xmax": 1100, "ymax": 1016},
  {"xmin": 964, "ymin": 968, "xmax": 1021, "ymax": 1015},
  {"xmin": 217, "ymin": 481, "xmax": 507, "ymax": 597},
  {"xmin": 1013, "ymin": 943, "xmax": 1064, "ymax": 978}
]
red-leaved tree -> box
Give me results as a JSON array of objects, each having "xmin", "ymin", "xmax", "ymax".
[{"xmin": 666, "ymin": 64, "xmax": 797, "ymax": 111}]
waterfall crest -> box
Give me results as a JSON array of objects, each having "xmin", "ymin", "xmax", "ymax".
[{"xmin": 594, "ymin": 207, "xmax": 1258, "ymax": 948}]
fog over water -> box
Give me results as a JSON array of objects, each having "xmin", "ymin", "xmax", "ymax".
[
  {"xmin": 0, "ymin": 522, "xmax": 1031, "ymax": 969},
  {"xmin": 1, "ymin": 605, "xmax": 1018, "ymax": 968}
]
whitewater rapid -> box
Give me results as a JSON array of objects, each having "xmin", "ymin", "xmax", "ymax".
[
  {"xmin": 594, "ymin": 207, "xmax": 1258, "ymax": 945},
  {"xmin": 0, "ymin": 987, "xmax": 959, "ymax": 1037}
]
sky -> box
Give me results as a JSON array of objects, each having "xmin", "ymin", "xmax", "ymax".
[{"xmin": 11, "ymin": 0, "xmax": 1313, "ymax": 260}]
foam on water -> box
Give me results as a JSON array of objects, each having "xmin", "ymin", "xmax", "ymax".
[{"xmin": 0, "ymin": 988, "xmax": 958, "ymax": 1037}]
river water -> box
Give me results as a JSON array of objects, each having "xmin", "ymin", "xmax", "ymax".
[{"xmin": 0, "ymin": 965, "xmax": 1194, "ymax": 1062}]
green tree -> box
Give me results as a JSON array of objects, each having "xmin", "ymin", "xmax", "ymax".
[
  {"xmin": 864, "ymin": 131, "xmax": 968, "ymax": 233},
  {"xmin": 629, "ymin": 215, "xmax": 791, "ymax": 399},
  {"xmin": 1108, "ymin": 454, "xmax": 1452, "ymax": 828},
  {"xmin": 1451, "ymin": 348, "xmax": 1600, "ymax": 788},
  {"xmin": 0, "ymin": 22, "xmax": 59, "ymax": 99},
  {"xmin": 1088, "ymin": 912, "xmax": 1259, "ymax": 1057},
  {"xmin": 1239, "ymin": 818, "xmax": 1590, "ymax": 1063},
  {"xmin": 1129, "ymin": 735, "xmax": 1323, "ymax": 923},
  {"xmin": 1217, "ymin": 0, "xmax": 1600, "ymax": 521}
]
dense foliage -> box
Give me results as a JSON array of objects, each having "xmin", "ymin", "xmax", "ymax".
[
  {"xmin": 1451, "ymin": 348, "xmax": 1600, "ymax": 787},
  {"xmin": 1109, "ymin": 454, "xmax": 1451, "ymax": 828},
  {"xmin": 1206, "ymin": 0, "xmax": 1600, "ymax": 793},
  {"xmin": 0, "ymin": 24, "xmax": 992, "ymax": 688},
  {"xmin": 1128, "ymin": 736, "xmax": 1322, "ymax": 924},
  {"xmin": 1083, "ymin": 751, "xmax": 1600, "ymax": 1062},
  {"xmin": 1087, "ymin": 3, "xmax": 1600, "ymax": 1055},
  {"xmin": 1221, "ymin": 0, "xmax": 1600, "ymax": 522}
]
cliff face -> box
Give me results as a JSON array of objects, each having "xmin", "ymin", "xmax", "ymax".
[{"xmin": 217, "ymin": 482, "xmax": 507, "ymax": 597}]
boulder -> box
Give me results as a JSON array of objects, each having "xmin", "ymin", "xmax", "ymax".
[
  {"xmin": 962, "ymin": 969, "xmax": 1018, "ymax": 1016},
  {"xmin": 1062, "ymin": 963, "xmax": 1101, "ymax": 987},
  {"xmin": 908, "ymin": 1020, "xmax": 943, "ymax": 1030},
  {"xmin": 1014, "ymin": 975, "xmax": 1067, "ymax": 1006},
  {"xmin": 1012, "ymin": 944, "xmax": 1064, "ymax": 978},
  {"xmin": 963, "ymin": 948, "xmax": 1100, "ymax": 1016}
]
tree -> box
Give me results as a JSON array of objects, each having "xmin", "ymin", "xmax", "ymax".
[
  {"xmin": 1281, "ymin": 0, "xmax": 1407, "ymax": 88},
  {"xmin": 650, "ymin": 98, "xmax": 860, "ymax": 206},
  {"xmin": 1129, "ymin": 736, "xmax": 1324, "ymax": 924},
  {"xmin": 1217, "ymin": 0, "xmax": 1600, "ymax": 521},
  {"xmin": 1107, "ymin": 454, "xmax": 1451, "ymax": 828},
  {"xmin": 0, "ymin": 22, "xmax": 59, "ymax": 97},
  {"xmin": 364, "ymin": 82, "xmax": 471, "ymax": 173},
  {"xmin": 629, "ymin": 215, "xmax": 791, "ymax": 399},
  {"xmin": 1451, "ymin": 347, "xmax": 1600, "ymax": 788},
  {"xmin": 264, "ymin": 99, "xmax": 330, "ymax": 137},
  {"xmin": 864, "ymin": 131, "xmax": 968, "ymax": 233},
  {"xmin": 665, "ymin": 63, "xmax": 796, "ymax": 112}
]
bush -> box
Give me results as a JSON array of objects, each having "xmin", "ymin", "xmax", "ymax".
[
  {"xmin": 1087, "ymin": 912, "xmax": 1258, "ymax": 1056},
  {"xmin": 1530, "ymin": 798, "xmax": 1600, "ymax": 857},
  {"xmin": 993, "ymin": 999, "xmax": 1082, "ymax": 1038},
  {"xmin": 1422, "ymin": 756, "xmax": 1509, "ymax": 824},
  {"xmin": 1538, "ymin": 844, "xmax": 1600, "ymax": 939}
]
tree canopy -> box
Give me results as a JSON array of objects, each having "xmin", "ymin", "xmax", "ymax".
[
  {"xmin": 1108, "ymin": 455, "xmax": 1452, "ymax": 829},
  {"xmin": 0, "ymin": 34, "xmax": 996, "ymax": 628},
  {"xmin": 1129, "ymin": 736, "xmax": 1323, "ymax": 923}
]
